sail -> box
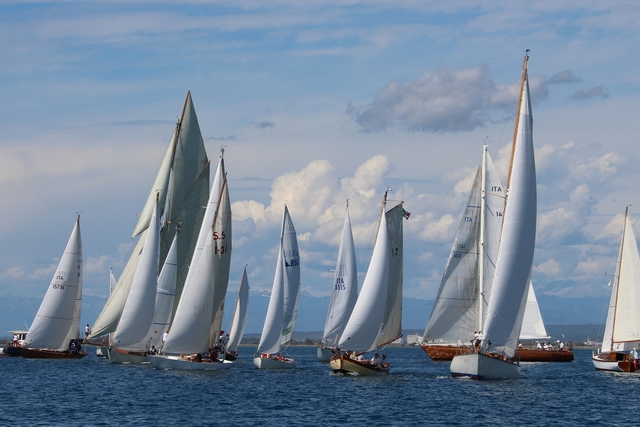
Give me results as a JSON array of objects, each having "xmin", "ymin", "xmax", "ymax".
[
  {"xmin": 321, "ymin": 207, "xmax": 358, "ymax": 346},
  {"xmin": 280, "ymin": 206, "xmax": 301, "ymax": 345},
  {"xmin": 208, "ymin": 170, "xmax": 233, "ymax": 347},
  {"xmin": 112, "ymin": 200, "xmax": 161, "ymax": 351},
  {"xmin": 257, "ymin": 241, "xmax": 286, "ymax": 355},
  {"xmin": 339, "ymin": 209, "xmax": 389, "ymax": 352},
  {"xmin": 26, "ymin": 216, "xmax": 82, "ymax": 351},
  {"xmin": 601, "ymin": 280, "xmax": 616, "ymax": 352},
  {"xmin": 89, "ymin": 91, "xmax": 209, "ymax": 339},
  {"xmin": 483, "ymin": 65, "xmax": 537, "ymax": 358},
  {"xmin": 519, "ymin": 281, "xmax": 549, "ymax": 340},
  {"xmin": 611, "ymin": 210, "xmax": 640, "ymax": 344},
  {"xmin": 227, "ymin": 265, "xmax": 250, "ymax": 352},
  {"xmin": 377, "ymin": 202, "xmax": 403, "ymax": 347},
  {"xmin": 423, "ymin": 147, "xmax": 504, "ymax": 345},
  {"xmin": 148, "ymin": 232, "xmax": 178, "ymax": 348},
  {"xmin": 162, "ymin": 151, "xmax": 231, "ymax": 355},
  {"xmin": 131, "ymin": 132, "xmax": 174, "ymax": 238},
  {"xmin": 109, "ymin": 269, "xmax": 117, "ymax": 294}
]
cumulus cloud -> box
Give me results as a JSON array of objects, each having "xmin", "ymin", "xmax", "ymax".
[
  {"xmin": 252, "ymin": 121, "xmax": 275, "ymax": 129},
  {"xmin": 570, "ymin": 86, "xmax": 609, "ymax": 100},
  {"xmin": 348, "ymin": 64, "xmax": 550, "ymax": 133}
]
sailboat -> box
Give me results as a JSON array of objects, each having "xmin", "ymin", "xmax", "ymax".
[
  {"xmin": 107, "ymin": 198, "xmax": 161, "ymax": 364},
  {"xmin": 148, "ymin": 148, "xmax": 233, "ymax": 370},
  {"xmin": 20, "ymin": 215, "xmax": 87, "ymax": 359},
  {"xmin": 86, "ymin": 91, "xmax": 210, "ymax": 348},
  {"xmin": 254, "ymin": 206, "xmax": 301, "ymax": 369},
  {"xmin": 318, "ymin": 202, "xmax": 358, "ymax": 362},
  {"xmin": 225, "ymin": 265, "xmax": 250, "ymax": 360},
  {"xmin": 450, "ymin": 51, "xmax": 537, "ymax": 379},
  {"xmin": 592, "ymin": 207, "xmax": 640, "ymax": 372},
  {"xmin": 329, "ymin": 192, "xmax": 405, "ymax": 375},
  {"xmin": 517, "ymin": 282, "xmax": 574, "ymax": 362},
  {"xmin": 421, "ymin": 144, "xmax": 504, "ymax": 361}
]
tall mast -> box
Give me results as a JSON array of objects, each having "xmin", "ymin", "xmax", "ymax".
[{"xmin": 478, "ymin": 144, "xmax": 487, "ymax": 332}]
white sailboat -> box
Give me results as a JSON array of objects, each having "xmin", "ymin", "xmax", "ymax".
[
  {"xmin": 329, "ymin": 193, "xmax": 405, "ymax": 375},
  {"xmin": 149, "ymin": 149, "xmax": 233, "ymax": 370},
  {"xmin": 592, "ymin": 207, "xmax": 640, "ymax": 372},
  {"xmin": 254, "ymin": 206, "xmax": 301, "ymax": 369},
  {"xmin": 87, "ymin": 91, "xmax": 210, "ymax": 345},
  {"xmin": 21, "ymin": 215, "xmax": 87, "ymax": 359},
  {"xmin": 225, "ymin": 265, "xmax": 250, "ymax": 360},
  {"xmin": 318, "ymin": 203, "xmax": 358, "ymax": 362},
  {"xmin": 450, "ymin": 52, "xmax": 537, "ymax": 379},
  {"xmin": 421, "ymin": 145, "xmax": 504, "ymax": 361},
  {"xmin": 108, "ymin": 199, "xmax": 161, "ymax": 364}
]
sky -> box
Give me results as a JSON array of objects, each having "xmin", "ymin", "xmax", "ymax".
[{"xmin": 1, "ymin": 1, "xmax": 639, "ymax": 312}]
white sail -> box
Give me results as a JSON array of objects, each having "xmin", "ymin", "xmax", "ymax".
[
  {"xmin": 611, "ymin": 210, "xmax": 640, "ymax": 345},
  {"xmin": 257, "ymin": 206, "xmax": 299, "ymax": 355},
  {"xmin": 109, "ymin": 268, "xmax": 117, "ymax": 294},
  {"xmin": 519, "ymin": 281, "xmax": 549, "ymax": 340},
  {"xmin": 89, "ymin": 91, "xmax": 209, "ymax": 339},
  {"xmin": 26, "ymin": 216, "xmax": 82, "ymax": 351},
  {"xmin": 227, "ymin": 265, "xmax": 250, "ymax": 353},
  {"xmin": 601, "ymin": 280, "xmax": 616, "ymax": 353},
  {"xmin": 321, "ymin": 207, "xmax": 358, "ymax": 347},
  {"xmin": 112, "ymin": 200, "xmax": 161, "ymax": 351},
  {"xmin": 378, "ymin": 202, "xmax": 404, "ymax": 347},
  {"xmin": 280, "ymin": 206, "xmax": 301, "ymax": 345},
  {"xmin": 162, "ymin": 152, "xmax": 232, "ymax": 355},
  {"xmin": 339, "ymin": 208, "xmax": 390, "ymax": 352},
  {"xmin": 423, "ymin": 147, "xmax": 504, "ymax": 345},
  {"xmin": 148, "ymin": 232, "xmax": 179, "ymax": 348},
  {"xmin": 482, "ymin": 68, "xmax": 537, "ymax": 359}
]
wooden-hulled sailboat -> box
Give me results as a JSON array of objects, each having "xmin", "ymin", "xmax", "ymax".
[
  {"xmin": 87, "ymin": 91, "xmax": 210, "ymax": 347},
  {"xmin": 318, "ymin": 203, "xmax": 358, "ymax": 362},
  {"xmin": 450, "ymin": 52, "xmax": 537, "ymax": 379},
  {"xmin": 421, "ymin": 145, "xmax": 503, "ymax": 361},
  {"xmin": 329, "ymin": 193, "xmax": 405, "ymax": 375},
  {"xmin": 107, "ymin": 199, "xmax": 161, "ymax": 364},
  {"xmin": 592, "ymin": 207, "xmax": 640, "ymax": 372},
  {"xmin": 149, "ymin": 149, "xmax": 233, "ymax": 370},
  {"xmin": 254, "ymin": 206, "xmax": 301, "ymax": 369},
  {"xmin": 516, "ymin": 283, "xmax": 573, "ymax": 362},
  {"xmin": 20, "ymin": 215, "xmax": 87, "ymax": 359},
  {"xmin": 225, "ymin": 265, "xmax": 250, "ymax": 360}
]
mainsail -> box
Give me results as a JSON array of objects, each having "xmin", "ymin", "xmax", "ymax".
[
  {"xmin": 26, "ymin": 216, "xmax": 83, "ymax": 351},
  {"xmin": 519, "ymin": 282, "xmax": 550, "ymax": 340},
  {"xmin": 88, "ymin": 92, "xmax": 209, "ymax": 339},
  {"xmin": 423, "ymin": 146, "xmax": 504, "ymax": 345},
  {"xmin": 320, "ymin": 205, "xmax": 358, "ymax": 347}
]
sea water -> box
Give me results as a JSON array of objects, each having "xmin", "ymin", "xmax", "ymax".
[{"xmin": 0, "ymin": 347, "xmax": 637, "ymax": 426}]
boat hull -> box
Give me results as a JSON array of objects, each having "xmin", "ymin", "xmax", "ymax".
[
  {"xmin": 2, "ymin": 345, "xmax": 23, "ymax": 357},
  {"xmin": 253, "ymin": 354, "xmax": 296, "ymax": 369},
  {"xmin": 148, "ymin": 354, "xmax": 233, "ymax": 370},
  {"xmin": 450, "ymin": 352, "xmax": 520, "ymax": 379},
  {"xmin": 96, "ymin": 346, "xmax": 109, "ymax": 358},
  {"xmin": 19, "ymin": 348, "xmax": 88, "ymax": 359},
  {"xmin": 592, "ymin": 351, "xmax": 638, "ymax": 372},
  {"xmin": 108, "ymin": 348, "xmax": 149, "ymax": 364},
  {"xmin": 422, "ymin": 344, "xmax": 574, "ymax": 362},
  {"xmin": 317, "ymin": 346, "xmax": 333, "ymax": 362},
  {"xmin": 329, "ymin": 354, "xmax": 389, "ymax": 376}
]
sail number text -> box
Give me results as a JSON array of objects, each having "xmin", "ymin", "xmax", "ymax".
[{"xmin": 52, "ymin": 272, "xmax": 66, "ymax": 290}]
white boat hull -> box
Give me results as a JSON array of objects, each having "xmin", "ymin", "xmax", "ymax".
[
  {"xmin": 317, "ymin": 346, "xmax": 333, "ymax": 362},
  {"xmin": 96, "ymin": 346, "xmax": 108, "ymax": 358},
  {"xmin": 148, "ymin": 354, "xmax": 233, "ymax": 370},
  {"xmin": 108, "ymin": 348, "xmax": 149, "ymax": 364},
  {"xmin": 253, "ymin": 354, "xmax": 296, "ymax": 369},
  {"xmin": 591, "ymin": 351, "xmax": 636, "ymax": 372},
  {"xmin": 450, "ymin": 352, "xmax": 520, "ymax": 379}
]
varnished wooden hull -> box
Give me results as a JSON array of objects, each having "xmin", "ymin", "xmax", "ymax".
[
  {"xmin": 329, "ymin": 354, "xmax": 389, "ymax": 376},
  {"xmin": 422, "ymin": 344, "xmax": 574, "ymax": 362},
  {"xmin": 19, "ymin": 347, "xmax": 88, "ymax": 359}
]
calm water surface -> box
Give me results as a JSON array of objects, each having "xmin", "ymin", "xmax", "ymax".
[{"xmin": 0, "ymin": 347, "xmax": 637, "ymax": 426}]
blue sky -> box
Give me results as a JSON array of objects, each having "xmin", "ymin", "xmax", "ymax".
[{"xmin": 1, "ymin": 1, "xmax": 639, "ymax": 308}]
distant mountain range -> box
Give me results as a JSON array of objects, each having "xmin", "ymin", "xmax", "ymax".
[{"xmin": 0, "ymin": 291, "xmax": 609, "ymax": 343}]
